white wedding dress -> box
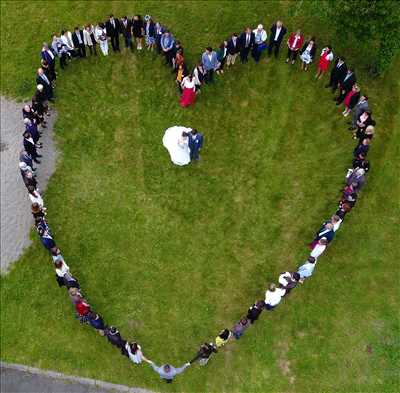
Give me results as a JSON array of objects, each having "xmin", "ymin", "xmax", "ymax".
[{"xmin": 162, "ymin": 126, "xmax": 192, "ymax": 166}]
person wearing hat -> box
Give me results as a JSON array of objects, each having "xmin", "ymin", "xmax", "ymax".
[
  {"xmin": 144, "ymin": 15, "xmax": 156, "ymax": 51},
  {"xmin": 252, "ymin": 24, "xmax": 267, "ymax": 62}
]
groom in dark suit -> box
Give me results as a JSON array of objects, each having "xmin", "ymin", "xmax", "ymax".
[{"xmin": 188, "ymin": 129, "xmax": 203, "ymax": 161}]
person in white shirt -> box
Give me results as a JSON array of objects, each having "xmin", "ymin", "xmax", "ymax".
[
  {"xmin": 83, "ymin": 25, "xmax": 97, "ymax": 56},
  {"xmin": 60, "ymin": 30, "xmax": 76, "ymax": 57},
  {"xmin": 251, "ymin": 24, "xmax": 267, "ymax": 62},
  {"xmin": 264, "ymin": 283, "xmax": 286, "ymax": 310},
  {"xmin": 331, "ymin": 214, "xmax": 342, "ymax": 232},
  {"xmin": 310, "ymin": 237, "xmax": 328, "ymax": 259},
  {"xmin": 125, "ymin": 342, "xmax": 149, "ymax": 364},
  {"xmin": 95, "ymin": 23, "xmax": 108, "ymax": 56}
]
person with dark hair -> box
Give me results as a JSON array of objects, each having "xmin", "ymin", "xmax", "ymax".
[
  {"xmin": 22, "ymin": 169, "xmax": 37, "ymax": 190},
  {"xmin": 349, "ymin": 95, "xmax": 369, "ymax": 130},
  {"xmin": 246, "ymin": 300, "xmax": 265, "ymax": 324},
  {"xmin": 238, "ymin": 27, "xmax": 255, "ymax": 63},
  {"xmin": 336, "ymin": 68, "xmax": 356, "ymax": 104},
  {"xmin": 83, "ymin": 25, "xmax": 97, "ymax": 56},
  {"xmin": 28, "ymin": 184, "xmax": 44, "ymax": 207},
  {"xmin": 54, "ymin": 259, "xmax": 79, "ymax": 289},
  {"xmin": 310, "ymin": 237, "xmax": 328, "ymax": 259},
  {"xmin": 285, "ymin": 29, "xmax": 304, "ymax": 64},
  {"xmin": 342, "ymin": 84, "xmax": 361, "ymax": 117},
  {"xmin": 23, "ymin": 132, "xmax": 41, "ymax": 163},
  {"xmin": 353, "ymin": 138, "xmax": 371, "ymax": 158},
  {"xmin": 315, "ymin": 46, "xmax": 333, "ymax": 79},
  {"xmin": 125, "ymin": 341, "xmax": 149, "ymax": 364},
  {"xmin": 36, "ymin": 221, "xmax": 56, "ymax": 250},
  {"xmin": 216, "ymin": 41, "xmax": 228, "ymax": 74},
  {"xmin": 50, "ymin": 246, "xmax": 64, "ymax": 264},
  {"xmin": 104, "ymin": 326, "xmax": 127, "ymax": 355},
  {"xmin": 297, "ymin": 256, "xmax": 317, "ymax": 283},
  {"xmin": 180, "ymin": 74, "xmax": 196, "ymax": 107},
  {"xmin": 161, "ymin": 31, "xmax": 175, "ymax": 66},
  {"xmin": 309, "ymin": 222, "xmax": 335, "ymax": 248},
  {"xmin": 72, "ymin": 27, "xmax": 86, "ymax": 57},
  {"xmin": 189, "ymin": 343, "xmax": 217, "ymax": 365},
  {"xmin": 31, "ymin": 202, "xmax": 46, "ymax": 220},
  {"xmin": 147, "ymin": 361, "xmax": 190, "ymax": 383},
  {"xmin": 105, "ymin": 14, "xmax": 120, "ymax": 52},
  {"xmin": 40, "ymin": 43, "xmax": 56, "ymax": 82},
  {"xmin": 193, "ymin": 63, "xmax": 205, "ymax": 92},
  {"xmin": 352, "ymin": 155, "xmax": 370, "ymax": 173},
  {"xmin": 95, "ymin": 23, "xmax": 108, "ymax": 56},
  {"xmin": 87, "ymin": 311, "xmax": 105, "ymax": 334},
  {"xmin": 355, "ymin": 110, "xmax": 375, "ymax": 138},
  {"xmin": 325, "ymin": 56, "xmax": 347, "ymax": 92},
  {"xmin": 299, "ymin": 37, "xmax": 317, "ymax": 71},
  {"xmin": 120, "ymin": 16, "xmax": 133, "ymax": 51},
  {"xmin": 335, "ymin": 200, "xmax": 353, "ymax": 220},
  {"xmin": 132, "ymin": 15, "xmax": 144, "ymax": 50},
  {"xmin": 232, "ymin": 317, "xmax": 250, "ymax": 339},
  {"xmin": 278, "ymin": 271, "xmax": 301, "ymax": 294},
  {"xmin": 201, "ymin": 47, "xmax": 218, "ymax": 83},
  {"xmin": 226, "ymin": 33, "xmax": 239, "ymax": 67},
  {"xmin": 188, "ymin": 128, "xmax": 203, "ymax": 161},
  {"xmin": 215, "ymin": 328, "xmax": 232, "ymax": 347},
  {"xmin": 268, "ymin": 20, "xmax": 287, "ymax": 58}
]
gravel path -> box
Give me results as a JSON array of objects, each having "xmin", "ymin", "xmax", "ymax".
[
  {"xmin": 0, "ymin": 96, "xmax": 58, "ymax": 273},
  {"xmin": 1, "ymin": 362, "xmax": 155, "ymax": 393}
]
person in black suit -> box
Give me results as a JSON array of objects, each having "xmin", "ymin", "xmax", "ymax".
[
  {"xmin": 325, "ymin": 57, "xmax": 347, "ymax": 92},
  {"xmin": 72, "ymin": 27, "xmax": 86, "ymax": 57},
  {"xmin": 238, "ymin": 27, "xmax": 255, "ymax": 63},
  {"xmin": 105, "ymin": 14, "xmax": 120, "ymax": 52},
  {"xmin": 120, "ymin": 16, "xmax": 133, "ymax": 51},
  {"xmin": 23, "ymin": 132, "xmax": 42, "ymax": 163},
  {"xmin": 268, "ymin": 21, "xmax": 287, "ymax": 58},
  {"xmin": 226, "ymin": 33, "xmax": 239, "ymax": 66},
  {"xmin": 336, "ymin": 68, "xmax": 356, "ymax": 104},
  {"xmin": 36, "ymin": 68, "xmax": 54, "ymax": 101}
]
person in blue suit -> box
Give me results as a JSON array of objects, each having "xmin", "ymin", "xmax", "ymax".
[
  {"xmin": 201, "ymin": 47, "xmax": 218, "ymax": 83},
  {"xmin": 188, "ymin": 129, "xmax": 204, "ymax": 161}
]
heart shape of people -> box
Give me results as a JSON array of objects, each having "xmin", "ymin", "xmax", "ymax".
[{"xmin": 14, "ymin": 10, "xmax": 374, "ymax": 388}]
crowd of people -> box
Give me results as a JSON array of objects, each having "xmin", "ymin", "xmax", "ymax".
[{"xmin": 17, "ymin": 13, "xmax": 376, "ymax": 384}]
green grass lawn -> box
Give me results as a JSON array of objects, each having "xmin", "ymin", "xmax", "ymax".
[{"xmin": 1, "ymin": 1, "xmax": 399, "ymax": 392}]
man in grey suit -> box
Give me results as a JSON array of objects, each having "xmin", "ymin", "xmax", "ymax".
[
  {"xmin": 201, "ymin": 47, "xmax": 218, "ymax": 83},
  {"xmin": 349, "ymin": 95, "xmax": 369, "ymax": 130}
]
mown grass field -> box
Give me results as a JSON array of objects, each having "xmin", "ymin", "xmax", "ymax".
[{"xmin": 1, "ymin": 1, "xmax": 399, "ymax": 392}]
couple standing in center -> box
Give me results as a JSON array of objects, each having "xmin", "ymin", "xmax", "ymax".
[{"xmin": 162, "ymin": 126, "xmax": 204, "ymax": 166}]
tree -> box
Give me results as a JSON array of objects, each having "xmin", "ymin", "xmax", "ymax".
[{"xmin": 308, "ymin": 0, "xmax": 400, "ymax": 74}]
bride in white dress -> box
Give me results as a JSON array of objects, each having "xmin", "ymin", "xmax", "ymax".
[{"xmin": 162, "ymin": 126, "xmax": 192, "ymax": 166}]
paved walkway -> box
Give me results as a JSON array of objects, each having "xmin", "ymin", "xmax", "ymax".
[
  {"xmin": 0, "ymin": 363, "xmax": 154, "ymax": 393},
  {"xmin": 0, "ymin": 97, "xmax": 58, "ymax": 273}
]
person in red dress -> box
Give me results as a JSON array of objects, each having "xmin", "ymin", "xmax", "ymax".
[
  {"xmin": 315, "ymin": 46, "xmax": 333, "ymax": 79},
  {"xmin": 179, "ymin": 74, "xmax": 196, "ymax": 108},
  {"xmin": 342, "ymin": 84, "xmax": 360, "ymax": 117}
]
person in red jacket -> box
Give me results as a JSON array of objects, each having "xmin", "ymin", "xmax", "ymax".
[
  {"xmin": 75, "ymin": 299, "xmax": 90, "ymax": 317},
  {"xmin": 286, "ymin": 30, "xmax": 304, "ymax": 64}
]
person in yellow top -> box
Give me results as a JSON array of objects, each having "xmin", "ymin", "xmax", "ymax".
[{"xmin": 215, "ymin": 328, "xmax": 232, "ymax": 348}]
